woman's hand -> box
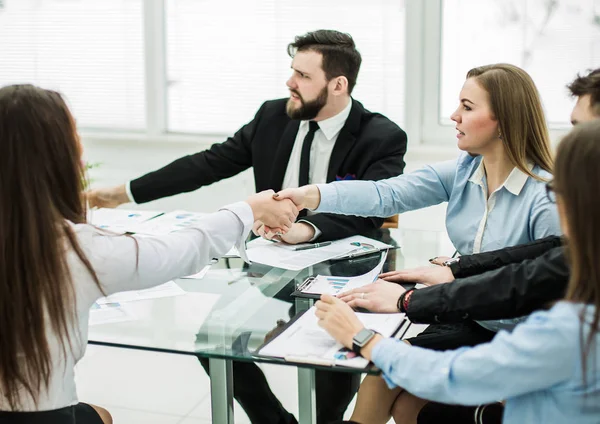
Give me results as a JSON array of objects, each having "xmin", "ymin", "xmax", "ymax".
[
  {"xmin": 337, "ymin": 279, "xmax": 406, "ymax": 313},
  {"xmin": 275, "ymin": 185, "xmax": 322, "ymax": 211},
  {"xmin": 315, "ymin": 294, "xmax": 364, "ymax": 349},
  {"xmin": 379, "ymin": 265, "xmax": 455, "ymax": 287},
  {"xmin": 246, "ymin": 190, "xmax": 298, "ymax": 233}
]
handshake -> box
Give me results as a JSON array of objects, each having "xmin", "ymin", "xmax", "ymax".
[
  {"xmin": 245, "ymin": 186, "xmax": 322, "ymax": 242},
  {"xmin": 86, "ymin": 184, "xmax": 323, "ymax": 244}
]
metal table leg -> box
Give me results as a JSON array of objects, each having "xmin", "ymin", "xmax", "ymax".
[
  {"xmin": 209, "ymin": 358, "xmax": 234, "ymax": 424},
  {"xmin": 298, "ymin": 367, "xmax": 316, "ymax": 424}
]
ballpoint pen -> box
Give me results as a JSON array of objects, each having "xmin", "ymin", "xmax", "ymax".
[{"xmin": 293, "ymin": 241, "xmax": 333, "ymax": 251}]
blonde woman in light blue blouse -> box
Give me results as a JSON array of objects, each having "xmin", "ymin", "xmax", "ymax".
[{"xmin": 314, "ymin": 120, "xmax": 600, "ymax": 424}]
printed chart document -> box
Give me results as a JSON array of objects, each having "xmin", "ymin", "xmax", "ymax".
[
  {"xmin": 257, "ymin": 306, "xmax": 406, "ymax": 369},
  {"xmin": 246, "ymin": 235, "xmax": 393, "ymax": 271},
  {"xmin": 89, "ymin": 302, "xmax": 136, "ymax": 326},
  {"xmin": 96, "ymin": 281, "xmax": 185, "ymax": 305},
  {"xmin": 181, "ymin": 265, "xmax": 212, "ymax": 280},
  {"xmin": 294, "ymin": 252, "xmax": 387, "ymax": 298},
  {"xmin": 127, "ymin": 210, "xmax": 209, "ymax": 235},
  {"xmin": 88, "ymin": 208, "xmax": 163, "ymax": 234}
]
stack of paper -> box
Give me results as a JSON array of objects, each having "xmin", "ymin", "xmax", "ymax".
[
  {"xmin": 246, "ymin": 235, "xmax": 393, "ymax": 271},
  {"xmin": 89, "ymin": 281, "xmax": 186, "ymax": 326},
  {"xmin": 88, "ymin": 208, "xmax": 163, "ymax": 234},
  {"xmin": 96, "ymin": 281, "xmax": 186, "ymax": 304},
  {"xmin": 127, "ymin": 210, "xmax": 209, "ymax": 236},
  {"xmin": 89, "ymin": 302, "xmax": 136, "ymax": 326}
]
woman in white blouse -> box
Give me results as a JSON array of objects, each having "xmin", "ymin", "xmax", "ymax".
[{"xmin": 0, "ymin": 84, "xmax": 298, "ymax": 423}]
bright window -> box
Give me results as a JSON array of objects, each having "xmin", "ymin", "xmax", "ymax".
[
  {"xmin": 166, "ymin": 0, "xmax": 405, "ymax": 134},
  {"xmin": 0, "ymin": 0, "xmax": 145, "ymax": 130},
  {"xmin": 441, "ymin": 0, "xmax": 600, "ymax": 128}
]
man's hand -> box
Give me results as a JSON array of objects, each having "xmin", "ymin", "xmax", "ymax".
[
  {"xmin": 379, "ymin": 265, "xmax": 454, "ymax": 286},
  {"xmin": 274, "ymin": 184, "xmax": 321, "ymax": 210},
  {"xmin": 253, "ymin": 221, "xmax": 315, "ymax": 244},
  {"xmin": 246, "ymin": 190, "xmax": 298, "ymax": 233},
  {"xmin": 86, "ymin": 184, "xmax": 130, "ymax": 208},
  {"xmin": 337, "ymin": 279, "xmax": 406, "ymax": 313},
  {"xmin": 315, "ymin": 295, "xmax": 364, "ymax": 349}
]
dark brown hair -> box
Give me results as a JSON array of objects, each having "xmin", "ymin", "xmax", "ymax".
[
  {"xmin": 467, "ymin": 64, "xmax": 553, "ymax": 180},
  {"xmin": 0, "ymin": 84, "xmax": 101, "ymax": 409},
  {"xmin": 567, "ymin": 68, "xmax": 600, "ymax": 116},
  {"xmin": 554, "ymin": 119, "xmax": 600, "ymax": 384},
  {"xmin": 287, "ymin": 29, "xmax": 362, "ymax": 94}
]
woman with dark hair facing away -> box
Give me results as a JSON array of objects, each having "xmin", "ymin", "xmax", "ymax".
[{"xmin": 0, "ymin": 84, "xmax": 298, "ymax": 423}]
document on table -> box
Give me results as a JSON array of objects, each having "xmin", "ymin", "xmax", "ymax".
[
  {"xmin": 96, "ymin": 281, "xmax": 185, "ymax": 304},
  {"xmin": 89, "ymin": 302, "xmax": 136, "ymax": 326},
  {"xmin": 246, "ymin": 235, "xmax": 393, "ymax": 271},
  {"xmin": 88, "ymin": 208, "xmax": 163, "ymax": 234},
  {"xmin": 127, "ymin": 210, "xmax": 209, "ymax": 235},
  {"xmin": 257, "ymin": 306, "xmax": 406, "ymax": 368},
  {"xmin": 295, "ymin": 252, "xmax": 387, "ymax": 298},
  {"xmin": 181, "ymin": 265, "xmax": 212, "ymax": 280}
]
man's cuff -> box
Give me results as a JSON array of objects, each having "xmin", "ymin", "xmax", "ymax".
[
  {"xmin": 125, "ymin": 181, "xmax": 135, "ymax": 203},
  {"xmin": 220, "ymin": 201, "xmax": 254, "ymax": 264},
  {"xmin": 297, "ymin": 219, "xmax": 322, "ymax": 241}
]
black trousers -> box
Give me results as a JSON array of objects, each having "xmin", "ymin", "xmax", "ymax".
[
  {"xmin": 199, "ymin": 357, "xmax": 360, "ymax": 424},
  {"xmin": 0, "ymin": 403, "xmax": 103, "ymax": 424},
  {"xmin": 406, "ymin": 320, "xmax": 496, "ymax": 350}
]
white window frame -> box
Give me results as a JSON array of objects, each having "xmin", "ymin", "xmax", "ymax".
[{"xmin": 410, "ymin": 0, "xmax": 568, "ymax": 148}]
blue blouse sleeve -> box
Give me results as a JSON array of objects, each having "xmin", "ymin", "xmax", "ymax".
[
  {"xmin": 371, "ymin": 304, "xmax": 578, "ymax": 405},
  {"xmin": 314, "ymin": 159, "xmax": 457, "ymax": 217}
]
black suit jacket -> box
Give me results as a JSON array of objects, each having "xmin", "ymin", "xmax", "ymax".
[
  {"xmin": 130, "ymin": 98, "xmax": 408, "ymax": 241},
  {"xmin": 406, "ymin": 237, "xmax": 568, "ymax": 324}
]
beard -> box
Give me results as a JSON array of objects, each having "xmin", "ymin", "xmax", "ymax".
[{"xmin": 286, "ymin": 85, "xmax": 328, "ymax": 120}]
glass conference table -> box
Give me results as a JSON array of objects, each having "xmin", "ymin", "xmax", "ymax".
[{"xmin": 88, "ymin": 227, "xmax": 450, "ymax": 424}]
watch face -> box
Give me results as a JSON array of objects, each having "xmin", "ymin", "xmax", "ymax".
[{"xmin": 353, "ymin": 328, "xmax": 375, "ymax": 346}]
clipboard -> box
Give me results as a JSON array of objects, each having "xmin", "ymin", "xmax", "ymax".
[
  {"xmin": 254, "ymin": 306, "xmax": 409, "ymax": 370},
  {"xmin": 292, "ymin": 251, "xmax": 388, "ymax": 299}
]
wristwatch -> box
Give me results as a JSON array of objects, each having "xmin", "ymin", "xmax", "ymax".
[
  {"xmin": 442, "ymin": 257, "xmax": 460, "ymax": 275},
  {"xmin": 352, "ymin": 328, "xmax": 377, "ymax": 355}
]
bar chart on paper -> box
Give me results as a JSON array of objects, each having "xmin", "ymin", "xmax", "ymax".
[
  {"xmin": 327, "ymin": 277, "xmax": 351, "ymax": 294},
  {"xmin": 296, "ymin": 252, "xmax": 387, "ymax": 297}
]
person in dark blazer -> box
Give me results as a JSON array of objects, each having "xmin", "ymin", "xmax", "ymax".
[
  {"xmin": 88, "ymin": 34, "xmax": 407, "ymax": 245},
  {"xmin": 88, "ymin": 30, "xmax": 407, "ymax": 424}
]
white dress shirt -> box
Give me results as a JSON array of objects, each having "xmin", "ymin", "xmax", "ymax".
[
  {"xmin": 281, "ymin": 100, "xmax": 352, "ymax": 189},
  {"xmin": 3, "ymin": 202, "xmax": 253, "ymax": 411}
]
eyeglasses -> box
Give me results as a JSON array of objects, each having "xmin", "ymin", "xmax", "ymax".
[{"xmin": 545, "ymin": 182, "xmax": 557, "ymax": 203}]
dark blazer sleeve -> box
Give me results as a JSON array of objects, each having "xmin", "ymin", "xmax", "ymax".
[
  {"xmin": 302, "ymin": 127, "xmax": 408, "ymax": 242},
  {"xmin": 451, "ymin": 236, "xmax": 563, "ymax": 278},
  {"xmin": 129, "ymin": 103, "xmax": 267, "ymax": 204},
  {"xmin": 406, "ymin": 246, "xmax": 568, "ymax": 324}
]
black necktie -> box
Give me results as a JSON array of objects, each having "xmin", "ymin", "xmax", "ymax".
[{"xmin": 298, "ymin": 121, "xmax": 320, "ymax": 187}]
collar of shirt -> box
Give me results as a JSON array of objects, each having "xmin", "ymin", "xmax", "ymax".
[
  {"xmin": 468, "ymin": 159, "xmax": 534, "ymax": 196},
  {"xmin": 299, "ymin": 98, "xmax": 352, "ymax": 140}
]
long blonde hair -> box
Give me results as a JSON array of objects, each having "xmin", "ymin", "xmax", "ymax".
[{"xmin": 467, "ymin": 64, "xmax": 553, "ymax": 179}]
